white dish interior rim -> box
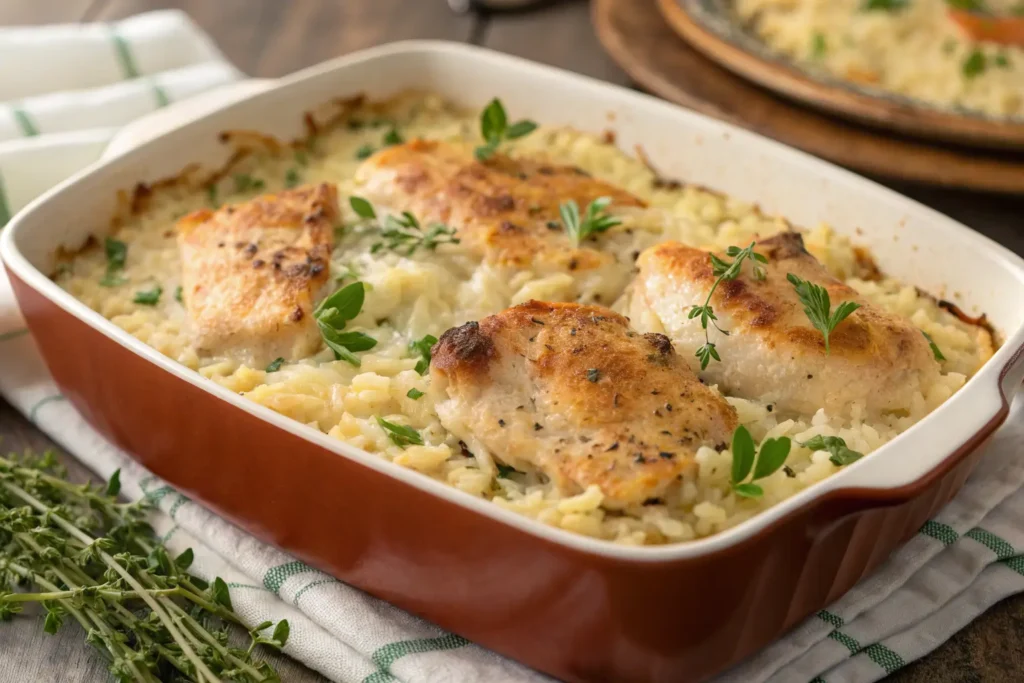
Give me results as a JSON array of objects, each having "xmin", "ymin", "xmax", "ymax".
[{"xmin": 3, "ymin": 40, "xmax": 1024, "ymax": 563}]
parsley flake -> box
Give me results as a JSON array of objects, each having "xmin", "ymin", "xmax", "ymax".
[
  {"xmin": 409, "ymin": 334, "xmax": 438, "ymax": 375},
  {"xmin": 406, "ymin": 388, "xmax": 424, "ymax": 400},
  {"xmin": 266, "ymin": 357, "xmax": 285, "ymax": 373},
  {"xmin": 922, "ymin": 330, "xmax": 946, "ymax": 362}
]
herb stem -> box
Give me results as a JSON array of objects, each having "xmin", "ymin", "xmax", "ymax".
[{"xmin": 1, "ymin": 478, "xmax": 222, "ymax": 683}]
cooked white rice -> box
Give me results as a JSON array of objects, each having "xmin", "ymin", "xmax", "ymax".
[
  {"xmin": 735, "ymin": 0, "xmax": 1024, "ymax": 120},
  {"xmin": 56, "ymin": 94, "xmax": 994, "ymax": 545}
]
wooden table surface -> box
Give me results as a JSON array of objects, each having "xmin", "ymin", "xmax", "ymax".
[{"xmin": 2, "ymin": 1, "xmax": 1022, "ymax": 681}]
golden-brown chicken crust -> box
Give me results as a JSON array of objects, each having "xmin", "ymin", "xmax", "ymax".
[
  {"xmin": 431, "ymin": 301, "xmax": 737, "ymax": 507},
  {"xmin": 177, "ymin": 183, "xmax": 337, "ymax": 364},
  {"xmin": 646, "ymin": 232, "xmax": 921, "ymax": 361},
  {"xmin": 357, "ymin": 139, "xmax": 645, "ymax": 270}
]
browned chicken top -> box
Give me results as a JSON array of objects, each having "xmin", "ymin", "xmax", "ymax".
[
  {"xmin": 355, "ymin": 139, "xmax": 645, "ymax": 271},
  {"xmin": 430, "ymin": 301, "xmax": 738, "ymax": 508},
  {"xmin": 630, "ymin": 232, "xmax": 942, "ymax": 415},
  {"xmin": 177, "ymin": 183, "xmax": 337, "ymax": 365}
]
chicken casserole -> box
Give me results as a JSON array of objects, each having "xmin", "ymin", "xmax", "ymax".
[{"xmin": 54, "ymin": 93, "xmax": 995, "ymax": 545}]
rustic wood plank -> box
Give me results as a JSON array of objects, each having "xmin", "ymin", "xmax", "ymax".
[
  {"xmin": 92, "ymin": 0, "xmax": 477, "ymax": 77},
  {"xmin": 480, "ymin": 0, "xmax": 631, "ymax": 85}
]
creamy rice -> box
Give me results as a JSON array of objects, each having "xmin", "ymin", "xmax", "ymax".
[
  {"xmin": 735, "ymin": 0, "xmax": 1024, "ymax": 120},
  {"xmin": 56, "ymin": 94, "xmax": 995, "ymax": 545}
]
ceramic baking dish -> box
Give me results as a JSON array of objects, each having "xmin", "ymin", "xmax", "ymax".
[{"xmin": 3, "ymin": 42, "xmax": 1024, "ymax": 683}]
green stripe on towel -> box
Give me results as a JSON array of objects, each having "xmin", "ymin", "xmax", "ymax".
[
  {"xmin": 11, "ymin": 107, "xmax": 39, "ymax": 137},
  {"xmin": 110, "ymin": 31, "xmax": 140, "ymax": 79},
  {"xmin": 816, "ymin": 610, "xmax": 844, "ymax": 629},
  {"xmin": 827, "ymin": 630, "xmax": 860, "ymax": 655},
  {"xmin": 0, "ymin": 328, "xmax": 29, "ymax": 342},
  {"xmin": 151, "ymin": 82, "xmax": 170, "ymax": 108},
  {"xmin": 1002, "ymin": 556, "xmax": 1024, "ymax": 577},
  {"xmin": 362, "ymin": 634, "xmax": 470, "ymax": 683},
  {"xmin": 919, "ymin": 520, "xmax": 959, "ymax": 546},
  {"xmin": 28, "ymin": 394, "xmax": 67, "ymax": 422},
  {"xmin": 0, "ymin": 175, "xmax": 11, "ymax": 228},
  {"xmin": 263, "ymin": 560, "xmax": 324, "ymax": 594},
  {"xmin": 965, "ymin": 528, "xmax": 1016, "ymax": 559},
  {"xmin": 863, "ymin": 643, "xmax": 906, "ymax": 674}
]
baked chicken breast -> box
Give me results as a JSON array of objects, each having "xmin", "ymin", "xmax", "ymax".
[
  {"xmin": 430, "ymin": 301, "xmax": 738, "ymax": 508},
  {"xmin": 354, "ymin": 139, "xmax": 644, "ymax": 272},
  {"xmin": 629, "ymin": 232, "xmax": 941, "ymax": 416},
  {"xmin": 177, "ymin": 183, "xmax": 337, "ymax": 365}
]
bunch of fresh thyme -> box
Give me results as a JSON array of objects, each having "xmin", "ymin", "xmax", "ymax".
[{"xmin": 0, "ymin": 451, "xmax": 289, "ymax": 682}]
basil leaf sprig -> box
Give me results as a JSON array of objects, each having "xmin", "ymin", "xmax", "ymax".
[
  {"xmin": 474, "ymin": 98, "xmax": 538, "ymax": 161},
  {"xmin": 801, "ymin": 435, "xmax": 864, "ymax": 467},
  {"xmin": 729, "ymin": 425, "xmax": 792, "ymax": 499},
  {"xmin": 559, "ymin": 196, "xmax": 622, "ymax": 248},
  {"xmin": 314, "ymin": 281, "xmax": 377, "ymax": 366},
  {"xmin": 786, "ymin": 274, "xmax": 861, "ymax": 354},
  {"xmin": 689, "ymin": 242, "xmax": 769, "ymax": 370},
  {"xmin": 99, "ymin": 237, "xmax": 128, "ymax": 287},
  {"xmin": 0, "ymin": 451, "xmax": 290, "ymax": 681},
  {"xmin": 377, "ymin": 417, "xmax": 424, "ymax": 448},
  {"xmin": 349, "ymin": 196, "xmax": 459, "ymax": 256}
]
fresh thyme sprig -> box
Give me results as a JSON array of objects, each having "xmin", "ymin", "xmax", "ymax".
[
  {"xmin": 689, "ymin": 242, "xmax": 768, "ymax": 370},
  {"xmin": 349, "ymin": 196, "xmax": 459, "ymax": 256},
  {"xmin": 314, "ymin": 281, "xmax": 377, "ymax": 366},
  {"xmin": 729, "ymin": 426, "xmax": 792, "ymax": 499},
  {"xmin": 474, "ymin": 99, "xmax": 538, "ymax": 161},
  {"xmin": 559, "ymin": 197, "xmax": 622, "ymax": 248},
  {"xmin": 0, "ymin": 451, "xmax": 289, "ymax": 682},
  {"xmin": 786, "ymin": 274, "xmax": 861, "ymax": 354},
  {"xmin": 922, "ymin": 331, "xmax": 946, "ymax": 362}
]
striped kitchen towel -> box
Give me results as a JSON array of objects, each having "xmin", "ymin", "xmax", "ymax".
[
  {"xmin": 0, "ymin": 10, "xmax": 241, "ymax": 227},
  {"xmin": 3, "ymin": 13, "xmax": 1024, "ymax": 682}
]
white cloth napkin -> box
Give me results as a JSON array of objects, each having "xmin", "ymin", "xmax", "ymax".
[
  {"xmin": 0, "ymin": 10, "xmax": 240, "ymax": 226},
  {"xmin": 2, "ymin": 12, "xmax": 1024, "ymax": 683}
]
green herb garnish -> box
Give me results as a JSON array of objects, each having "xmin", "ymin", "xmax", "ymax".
[
  {"xmin": 729, "ymin": 426, "xmax": 792, "ymax": 498},
  {"xmin": 786, "ymin": 273, "xmax": 860, "ymax": 355},
  {"xmin": 205, "ymin": 183, "xmax": 219, "ymax": 207},
  {"xmin": 233, "ymin": 174, "xmax": 265, "ymax": 193},
  {"xmin": 559, "ymin": 196, "xmax": 622, "ymax": 248},
  {"xmin": 962, "ymin": 49, "xmax": 987, "ymax": 78},
  {"xmin": 174, "ymin": 285, "xmax": 183, "ymax": 303},
  {"xmin": 99, "ymin": 237, "xmax": 128, "ymax": 287},
  {"xmin": 314, "ymin": 281, "xmax": 377, "ymax": 366},
  {"xmin": 811, "ymin": 32, "xmax": 827, "ymax": 59},
  {"xmin": 356, "ymin": 144, "xmax": 376, "ymax": 160},
  {"xmin": 0, "ymin": 452, "xmax": 290, "ymax": 681},
  {"xmin": 922, "ymin": 330, "xmax": 946, "ymax": 362},
  {"xmin": 994, "ymin": 53, "xmax": 1010, "ymax": 69},
  {"xmin": 801, "ymin": 434, "xmax": 864, "ymax": 466},
  {"xmin": 377, "ymin": 417, "xmax": 424, "ymax": 447},
  {"xmin": 689, "ymin": 242, "xmax": 768, "ymax": 370},
  {"xmin": 382, "ymin": 128, "xmax": 404, "ymax": 147},
  {"xmin": 406, "ymin": 388, "xmax": 424, "ymax": 400},
  {"xmin": 945, "ymin": 0, "xmax": 988, "ymax": 10},
  {"xmin": 586, "ymin": 368, "xmax": 601, "ymax": 383},
  {"xmin": 266, "ymin": 357, "xmax": 285, "ymax": 373},
  {"xmin": 862, "ymin": 0, "xmax": 908, "ymax": 10},
  {"xmin": 496, "ymin": 463, "xmax": 523, "ymax": 478},
  {"xmin": 474, "ymin": 98, "xmax": 538, "ymax": 161},
  {"xmin": 409, "ymin": 334, "xmax": 438, "ymax": 375},
  {"xmin": 349, "ymin": 195, "xmax": 459, "ymax": 256},
  {"xmin": 294, "ymin": 148, "xmax": 309, "ymax": 166},
  {"xmin": 284, "ymin": 167, "xmax": 301, "ymax": 188},
  {"xmin": 132, "ymin": 285, "xmax": 162, "ymax": 306}
]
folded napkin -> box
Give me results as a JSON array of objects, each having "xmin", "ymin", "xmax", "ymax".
[
  {"xmin": 0, "ymin": 10, "xmax": 241, "ymax": 227},
  {"xmin": 2, "ymin": 12, "xmax": 1024, "ymax": 683}
]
